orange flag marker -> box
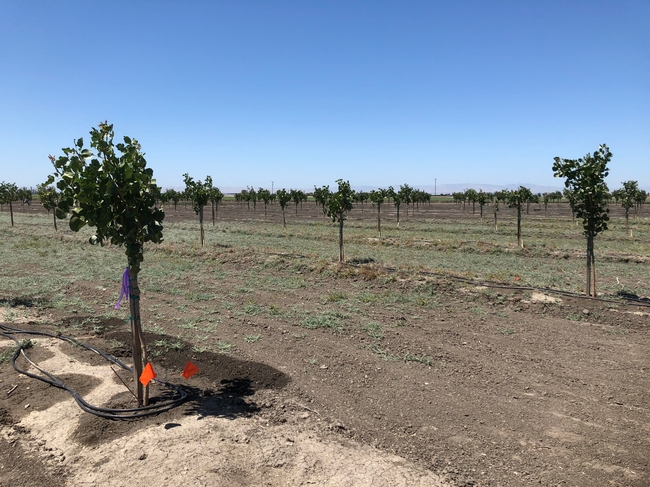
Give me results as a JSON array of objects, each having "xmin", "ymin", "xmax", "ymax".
[
  {"xmin": 139, "ymin": 362, "xmax": 157, "ymax": 386},
  {"xmin": 181, "ymin": 361, "xmax": 199, "ymax": 380}
]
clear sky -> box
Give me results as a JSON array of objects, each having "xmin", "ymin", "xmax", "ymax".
[{"xmin": 1, "ymin": 1, "xmax": 648, "ymax": 192}]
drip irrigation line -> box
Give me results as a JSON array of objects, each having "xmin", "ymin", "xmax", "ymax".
[
  {"xmin": 0, "ymin": 323, "xmax": 188, "ymax": 419},
  {"xmin": 347, "ymin": 263, "xmax": 650, "ymax": 308}
]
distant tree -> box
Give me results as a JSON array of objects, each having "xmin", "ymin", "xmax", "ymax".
[
  {"xmin": 563, "ymin": 188, "xmax": 578, "ymax": 227},
  {"xmin": 369, "ymin": 188, "xmax": 388, "ymax": 237},
  {"xmin": 386, "ymin": 186, "xmax": 403, "ymax": 227},
  {"xmin": 452, "ymin": 192, "xmax": 464, "ymax": 207},
  {"xmin": 492, "ymin": 194, "xmax": 500, "ymax": 231},
  {"xmin": 209, "ymin": 186, "xmax": 224, "ymax": 225},
  {"xmin": 164, "ymin": 189, "xmax": 181, "ymax": 211},
  {"xmin": 398, "ymin": 184, "xmax": 413, "ymax": 218},
  {"xmin": 289, "ymin": 189, "xmax": 304, "ymax": 215},
  {"xmin": 506, "ymin": 186, "xmax": 534, "ymax": 248},
  {"xmin": 37, "ymin": 183, "xmax": 61, "ymax": 231},
  {"xmin": 183, "ymin": 173, "xmax": 212, "ymax": 246},
  {"xmin": 0, "ymin": 182, "xmax": 18, "ymax": 227},
  {"xmin": 313, "ymin": 185, "xmax": 331, "ymax": 220},
  {"xmin": 542, "ymin": 193, "xmax": 551, "ymax": 217},
  {"xmin": 634, "ymin": 188, "xmax": 647, "ymax": 216},
  {"xmin": 275, "ymin": 189, "xmax": 291, "ymax": 229},
  {"xmin": 257, "ymin": 188, "xmax": 272, "ymax": 219},
  {"xmin": 476, "ymin": 190, "xmax": 490, "ymax": 220},
  {"xmin": 326, "ymin": 180, "xmax": 355, "ymax": 263},
  {"xmin": 355, "ymin": 191, "xmax": 369, "ymax": 213},
  {"xmin": 616, "ymin": 181, "xmax": 639, "ymax": 237},
  {"xmin": 18, "ymin": 187, "xmax": 32, "ymax": 212},
  {"xmin": 248, "ymin": 186, "xmax": 257, "ymax": 211},
  {"xmin": 463, "ymin": 188, "xmax": 478, "ymax": 214},
  {"xmin": 46, "ymin": 122, "xmax": 164, "ymax": 406},
  {"xmin": 553, "ymin": 144, "xmax": 611, "ymax": 297}
]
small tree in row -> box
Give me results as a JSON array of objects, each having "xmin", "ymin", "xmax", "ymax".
[
  {"xmin": 183, "ymin": 173, "xmax": 212, "ymax": 246},
  {"xmin": 275, "ymin": 189, "xmax": 291, "ymax": 229},
  {"xmin": 313, "ymin": 185, "xmax": 331, "ymax": 220},
  {"xmin": 369, "ymin": 188, "xmax": 388, "ymax": 237},
  {"xmin": 326, "ymin": 179, "xmax": 355, "ymax": 263},
  {"xmin": 257, "ymin": 188, "xmax": 272, "ymax": 219},
  {"xmin": 0, "ymin": 182, "xmax": 18, "ymax": 227},
  {"xmin": 37, "ymin": 184, "xmax": 61, "ymax": 231},
  {"xmin": 209, "ymin": 186, "xmax": 224, "ymax": 225},
  {"xmin": 553, "ymin": 144, "xmax": 611, "ymax": 297},
  {"xmin": 506, "ymin": 186, "xmax": 534, "ymax": 248}
]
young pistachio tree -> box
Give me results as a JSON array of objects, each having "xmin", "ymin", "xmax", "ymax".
[
  {"xmin": 36, "ymin": 183, "xmax": 61, "ymax": 231},
  {"xmin": 0, "ymin": 182, "xmax": 18, "ymax": 227},
  {"xmin": 164, "ymin": 189, "xmax": 180, "ymax": 211},
  {"xmin": 617, "ymin": 181, "xmax": 639, "ymax": 237},
  {"xmin": 313, "ymin": 185, "xmax": 331, "ymax": 221},
  {"xmin": 553, "ymin": 144, "xmax": 611, "ymax": 297},
  {"xmin": 506, "ymin": 186, "xmax": 533, "ymax": 248},
  {"xmin": 46, "ymin": 122, "xmax": 164, "ymax": 406},
  {"xmin": 476, "ymin": 190, "xmax": 490, "ymax": 220},
  {"xmin": 398, "ymin": 184, "xmax": 413, "ymax": 218},
  {"xmin": 183, "ymin": 173, "xmax": 212, "ymax": 246},
  {"xmin": 326, "ymin": 179, "xmax": 355, "ymax": 263},
  {"xmin": 275, "ymin": 189, "xmax": 291, "ymax": 229},
  {"xmin": 257, "ymin": 188, "xmax": 272, "ymax": 219},
  {"xmin": 209, "ymin": 186, "xmax": 224, "ymax": 225},
  {"xmin": 369, "ymin": 188, "xmax": 387, "ymax": 237},
  {"xmin": 387, "ymin": 186, "xmax": 402, "ymax": 227}
]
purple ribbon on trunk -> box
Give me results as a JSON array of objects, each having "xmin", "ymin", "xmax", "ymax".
[{"xmin": 115, "ymin": 268, "xmax": 130, "ymax": 309}]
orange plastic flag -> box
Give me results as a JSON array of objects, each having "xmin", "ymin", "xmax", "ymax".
[
  {"xmin": 181, "ymin": 361, "xmax": 199, "ymax": 380},
  {"xmin": 139, "ymin": 362, "xmax": 157, "ymax": 386}
]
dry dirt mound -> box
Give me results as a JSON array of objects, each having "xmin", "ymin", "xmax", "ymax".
[{"xmin": 0, "ymin": 337, "xmax": 445, "ymax": 487}]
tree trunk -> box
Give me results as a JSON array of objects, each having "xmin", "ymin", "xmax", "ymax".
[
  {"xmin": 53, "ymin": 211, "xmax": 57, "ymax": 232},
  {"xmin": 626, "ymin": 210, "xmax": 631, "ymax": 237},
  {"xmin": 211, "ymin": 202, "xmax": 215, "ymax": 226},
  {"xmin": 339, "ymin": 216, "xmax": 344, "ymax": 263},
  {"xmin": 396, "ymin": 205, "xmax": 400, "ymax": 227},
  {"xmin": 282, "ymin": 208, "xmax": 286, "ymax": 229},
  {"xmin": 199, "ymin": 206, "xmax": 205, "ymax": 247},
  {"xmin": 494, "ymin": 211, "xmax": 498, "ymax": 232},
  {"xmin": 480, "ymin": 205, "xmax": 483, "ymax": 220},
  {"xmin": 9, "ymin": 201, "xmax": 14, "ymax": 227},
  {"xmin": 377, "ymin": 204, "xmax": 382, "ymax": 237},
  {"xmin": 517, "ymin": 207, "xmax": 523, "ymax": 248},
  {"xmin": 586, "ymin": 234, "xmax": 595, "ymax": 297},
  {"xmin": 128, "ymin": 267, "xmax": 149, "ymax": 406}
]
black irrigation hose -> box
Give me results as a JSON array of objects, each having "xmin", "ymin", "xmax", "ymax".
[
  {"xmin": 0, "ymin": 323, "xmax": 189, "ymax": 419},
  {"xmin": 347, "ymin": 263, "xmax": 650, "ymax": 308}
]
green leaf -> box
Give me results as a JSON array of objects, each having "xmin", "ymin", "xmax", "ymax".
[
  {"xmin": 69, "ymin": 215, "xmax": 86, "ymax": 232},
  {"xmin": 80, "ymin": 149, "xmax": 93, "ymax": 159}
]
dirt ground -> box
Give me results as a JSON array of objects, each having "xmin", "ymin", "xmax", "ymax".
[
  {"xmin": 1, "ymin": 266, "xmax": 649, "ymax": 486},
  {"xmin": 0, "ymin": 201, "xmax": 649, "ymax": 486}
]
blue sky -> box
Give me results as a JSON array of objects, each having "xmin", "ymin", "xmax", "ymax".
[{"xmin": 1, "ymin": 1, "xmax": 648, "ymax": 192}]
